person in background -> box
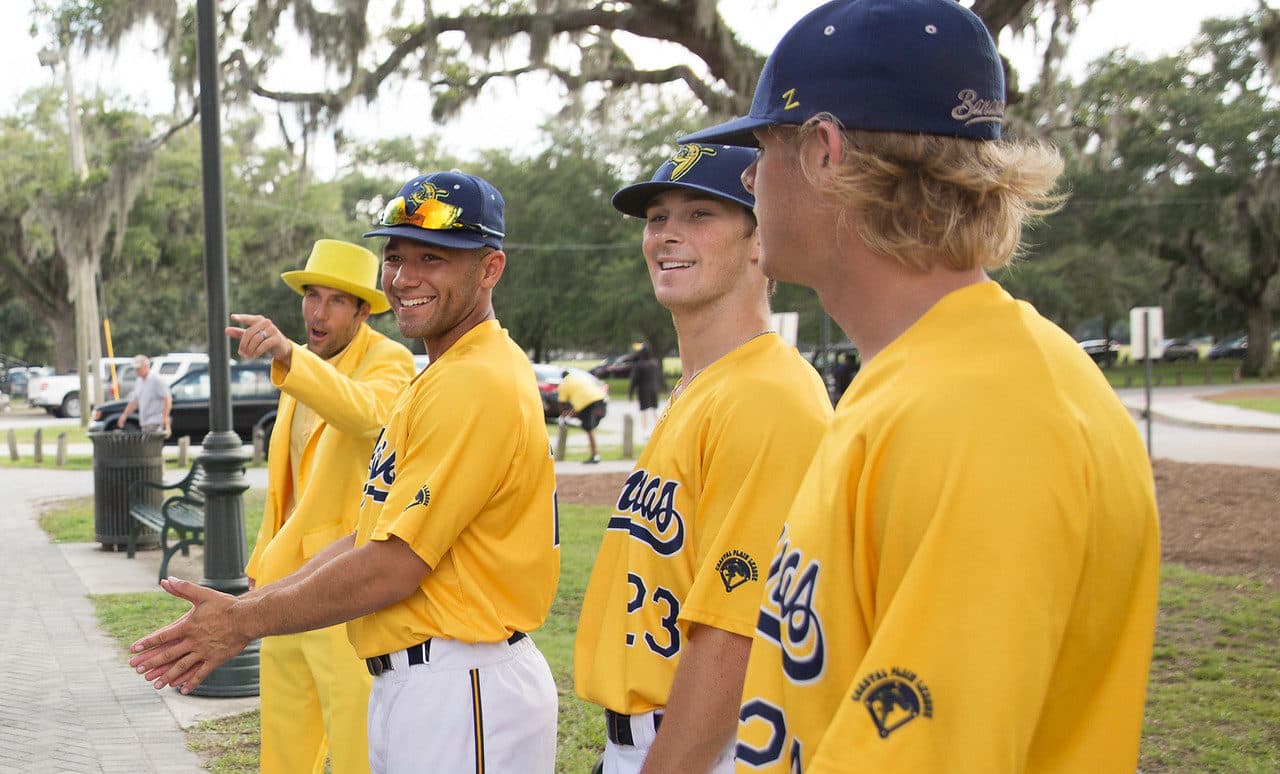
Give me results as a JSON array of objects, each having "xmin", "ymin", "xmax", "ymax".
[
  {"xmin": 830, "ymin": 350, "xmax": 858, "ymax": 401},
  {"xmin": 559, "ymin": 367, "xmax": 608, "ymax": 463},
  {"xmin": 117, "ymin": 355, "xmax": 171, "ymax": 435},
  {"xmin": 628, "ymin": 345, "xmax": 664, "ymax": 440}
]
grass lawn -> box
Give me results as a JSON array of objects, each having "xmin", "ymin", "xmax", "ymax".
[
  {"xmin": 2, "ymin": 422, "xmax": 231, "ymax": 448},
  {"xmin": 1141, "ymin": 565, "xmax": 1280, "ymax": 772},
  {"xmin": 1, "ymin": 453, "xmax": 265, "ymax": 470},
  {"xmin": 2, "ymin": 455, "xmax": 96, "ymax": 470},
  {"xmin": 1205, "ymin": 396, "xmax": 1280, "ymax": 415},
  {"xmin": 186, "ymin": 711, "xmax": 262, "ymax": 774},
  {"xmin": 74, "ymin": 493, "xmax": 1280, "ymax": 773},
  {"xmin": 0, "ymin": 424, "xmax": 242, "ymax": 448},
  {"xmin": 2, "ymin": 424, "xmax": 91, "ymax": 444},
  {"xmin": 39, "ymin": 490, "xmax": 267, "ymax": 544},
  {"xmin": 550, "ymin": 434, "xmax": 648, "ymax": 462},
  {"xmin": 1100, "ymin": 359, "xmax": 1276, "ymax": 389}
]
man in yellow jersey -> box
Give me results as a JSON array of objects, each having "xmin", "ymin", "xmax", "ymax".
[
  {"xmin": 130, "ymin": 171, "xmax": 560, "ymax": 774},
  {"xmin": 558, "ymin": 368, "xmax": 608, "ymax": 463},
  {"xmin": 680, "ymin": 1, "xmax": 1162, "ymax": 772},
  {"xmin": 574, "ymin": 144, "xmax": 833, "ymax": 774},
  {"xmin": 228, "ymin": 239, "xmax": 415, "ymax": 774}
]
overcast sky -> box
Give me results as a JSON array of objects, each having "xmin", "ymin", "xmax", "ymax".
[{"xmin": 0, "ymin": 0, "xmax": 1267, "ymax": 177}]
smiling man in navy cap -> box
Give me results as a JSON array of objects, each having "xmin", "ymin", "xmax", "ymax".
[
  {"xmin": 679, "ymin": 0, "xmax": 1161, "ymax": 771},
  {"xmin": 574, "ymin": 144, "xmax": 831, "ymax": 774},
  {"xmin": 130, "ymin": 170, "xmax": 561, "ymax": 774}
]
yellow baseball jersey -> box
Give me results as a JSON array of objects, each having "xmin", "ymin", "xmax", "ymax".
[
  {"xmin": 346, "ymin": 320, "xmax": 559, "ymax": 658},
  {"xmin": 575, "ymin": 333, "xmax": 832, "ymax": 714},
  {"xmin": 558, "ymin": 369, "xmax": 607, "ymax": 412},
  {"xmin": 735, "ymin": 282, "xmax": 1161, "ymax": 773}
]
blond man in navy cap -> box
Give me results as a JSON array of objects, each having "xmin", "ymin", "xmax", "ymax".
[
  {"xmin": 574, "ymin": 145, "xmax": 831, "ymax": 774},
  {"xmin": 681, "ymin": 0, "xmax": 1160, "ymax": 770},
  {"xmin": 233, "ymin": 239, "xmax": 414, "ymax": 774}
]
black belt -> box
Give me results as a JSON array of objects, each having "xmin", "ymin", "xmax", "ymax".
[
  {"xmin": 366, "ymin": 631, "xmax": 526, "ymax": 676},
  {"xmin": 604, "ymin": 708, "xmax": 663, "ymax": 746}
]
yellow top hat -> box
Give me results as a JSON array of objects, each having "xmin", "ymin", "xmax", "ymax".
[{"xmin": 281, "ymin": 239, "xmax": 390, "ymax": 314}]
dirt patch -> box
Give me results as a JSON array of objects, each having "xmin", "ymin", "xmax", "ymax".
[
  {"xmin": 1153, "ymin": 459, "xmax": 1279, "ymax": 586},
  {"xmin": 559, "ymin": 460, "xmax": 1280, "ymax": 586},
  {"xmin": 1197, "ymin": 386, "xmax": 1280, "ymax": 402},
  {"xmin": 556, "ymin": 472, "xmax": 629, "ymax": 507}
]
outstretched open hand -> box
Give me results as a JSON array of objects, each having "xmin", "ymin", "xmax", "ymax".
[{"xmin": 128, "ymin": 577, "xmax": 251, "ymax": 695}]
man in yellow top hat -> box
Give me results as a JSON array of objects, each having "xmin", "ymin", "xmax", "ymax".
[{"xmin": 230, "ymin": 239, "xmax": 415, "ymax": 774}]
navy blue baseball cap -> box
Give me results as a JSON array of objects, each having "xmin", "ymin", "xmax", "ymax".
[
  {"xmin": 364, "ymin": 170, "xmax": 505, "ymax": 250},
  {"xmin": 611, "ymin": 144, "xmax": 758, "ymax": 218},
  {"xmin": 680, "ymin": 0, "xmax": 1005, "ymax": 147}
]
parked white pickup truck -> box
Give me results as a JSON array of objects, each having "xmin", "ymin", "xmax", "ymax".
[
  {"xmin": 27, "ymin": 358, "xmax": 135, "ymax": 419},
  {"xmin": 26, "ymin": 352, "xmax": 208, "ymax": 418},
  {"xmin": 150, "ymin": 352, "xmax": 210, "ymax": 385}
]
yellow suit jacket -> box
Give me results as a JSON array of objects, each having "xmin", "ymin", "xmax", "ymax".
[{"xmin": 246, "ymin": 323, "xmax": 415, "ymax": 586}]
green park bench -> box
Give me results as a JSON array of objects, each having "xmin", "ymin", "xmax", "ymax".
[{"xmin": 126, "ymin": 461, "xmax": 207, "ymax": 582}]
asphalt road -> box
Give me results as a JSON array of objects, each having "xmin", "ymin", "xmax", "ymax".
[
  {"xmin": 1128, "ymin": 417, "xmax": 1278, "ymax": 469},
  {"xmin": 1117, "ymin": 384, "xmax": 1279, "ymax": 469}
]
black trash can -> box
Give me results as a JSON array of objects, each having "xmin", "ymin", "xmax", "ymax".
[{"xmin": 89, "ymin": 431, "xmax": 167, "ymax": 550}]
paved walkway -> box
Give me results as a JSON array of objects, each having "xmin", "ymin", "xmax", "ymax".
[
  {"xmin": 0, "ymin": 468, "xmax": 205, "ymax": 773},
  {"xmin": 1115, "ymin": 384, "xmax": 1280, "ymax": 433},
  {"xmin": 1116, "ymin": 385, "xmax": 1280, "ymax": 468},
  {"xmin": 1, "ymin": 388, "xmax": 1273, "ymax": 772}
]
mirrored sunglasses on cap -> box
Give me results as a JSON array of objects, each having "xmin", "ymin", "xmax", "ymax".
[{"xmin": 377, "ymin": 195, "xmax": 505, "ymax": 240}]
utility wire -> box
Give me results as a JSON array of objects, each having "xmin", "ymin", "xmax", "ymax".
[{"xmin": 224, "ymin": 190, "xmax": 641, "ymax": 251}]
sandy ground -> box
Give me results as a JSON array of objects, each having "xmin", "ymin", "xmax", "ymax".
[{"xmin": 1198, "ymin": 386, "xmax": 1280, "ymax": 402}]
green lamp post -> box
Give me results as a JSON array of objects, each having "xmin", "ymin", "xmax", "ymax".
[{"xmin": 191, "ymin": 0, "xmax": 259, "ymax": 698}]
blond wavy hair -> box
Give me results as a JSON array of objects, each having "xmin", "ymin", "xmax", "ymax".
[{"xmin": 792, "ymin": 116, "xmax": 1066, "ymax": 271}]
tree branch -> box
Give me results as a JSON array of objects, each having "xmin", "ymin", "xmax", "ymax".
[
  {"xmin": 70, "ymin": 0, "xmax": 1089, "ymax": 145},
  {"xmin": 223, "ymin": 2, "xmax": 761, "ymax": 121},
  {"xmin": 146, "ymin": 106, "xmax": 199, "ymax": 151},
  {"xmin": 1160, "ymin": 230, "xmax": 1252, "ymax": 307},
  {"xmin": 971, "ymin": 0, "xmax": 1038, "ymax": 34}
]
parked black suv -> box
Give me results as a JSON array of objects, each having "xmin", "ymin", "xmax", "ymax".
[
  {"xmin": 1160, "ymin": 338, "xmax": 1200, "ymax": 363},
  {"xmin": 1207, "ymin": 336, "xmax": 1248, "ymax": 360},
  {"xmin": 589, "ymin": 351, "xmax": 646, "ymax": 380},
  {"xmin": 88, "ymin": 361, "xmax": 278, "ymax": 445}
]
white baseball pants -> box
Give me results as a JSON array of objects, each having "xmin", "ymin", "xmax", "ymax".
[{"xmin": 366, "ymin": 635, "xmax": 557, "ymax": 773}]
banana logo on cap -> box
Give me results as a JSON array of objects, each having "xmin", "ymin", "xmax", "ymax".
[{"xmin": 668, "ymin": 144, "xmax": 719, "ymax": 182}]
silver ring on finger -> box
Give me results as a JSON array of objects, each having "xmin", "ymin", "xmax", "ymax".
[{"xmin": 259, "ymin": 330, "xmax": 268, "ymax": 340}]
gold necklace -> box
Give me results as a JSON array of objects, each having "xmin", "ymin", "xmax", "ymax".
[
  {"xmin": 667, "ymin": 370, "xmax": 702, "ymax": 404},
  {"xmin": 659, "ymin": 330, "xmax": 772, "ymax": 422}
]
